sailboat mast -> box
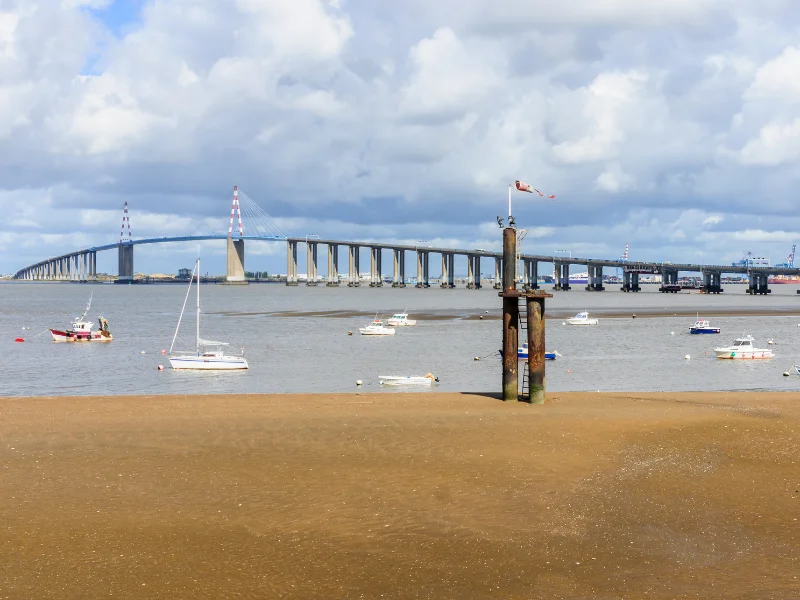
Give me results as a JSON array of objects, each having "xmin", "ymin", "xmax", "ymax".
[{"xmin": 196, "ymin": 258, "xmax": 200, "ymax": 354}]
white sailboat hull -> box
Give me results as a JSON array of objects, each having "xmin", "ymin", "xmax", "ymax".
[{"xmin": 169, "ymin": 355, "xmax": 249, "ymax": 370}]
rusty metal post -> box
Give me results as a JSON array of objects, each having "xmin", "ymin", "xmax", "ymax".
[
  {"xmin": 502, "ymin": 228, "xmax": 518, "ymax": 401},
  {"xmin": 527, "ymin": 297, "xmax": 546, "ymax": 404}
]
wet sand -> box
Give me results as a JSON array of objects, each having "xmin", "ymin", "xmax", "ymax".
[{"xmin": 2, "ymin": 392, "xmax": 798, "ymax": 599}]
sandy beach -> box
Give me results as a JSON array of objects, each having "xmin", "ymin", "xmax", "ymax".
[{"xmin": 2, "ymin": 391, "xmax": 798, "ymax": 599}]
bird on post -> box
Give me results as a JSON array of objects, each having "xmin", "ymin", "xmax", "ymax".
[{"xmin": 497, "ymin": 216, "xmax": 504, "ymax": 228}]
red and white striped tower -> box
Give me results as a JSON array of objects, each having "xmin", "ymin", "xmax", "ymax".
[
  {"xmin": 120, "ymin": 201, "xmax": 132, "ymax": 243},
  {"xmin": 228, "ymin": 185, "xmax": 244, "ymax": 238},
  {"xmin": 622, "ymin": 243, "xmax": 629, "ymax": 261}
]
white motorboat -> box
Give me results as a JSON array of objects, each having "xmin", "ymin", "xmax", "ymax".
[
  {"xmin": 359, "ymin": 317, "xmax": 396, "ymax": 336},
  {"xmin": 168, "ymin": 258, "xmax": 248, "ymax": 370},
  {"xmin": 713, "ymin": 335, "xmax": 773, "ymax": 360},
  {"xmin": 379, "ymin": 373, "xmax": 438, "ymax": 386},
  {"xmin": 566, "ymin": 311, "xmax": 598, "ymax": 325},
  {"xmin": 689, "ymin": 315, "xmax": 720, "ymax": 334},
  {"xmin": 387, "ymin": 311, "xmax": 417, "ymax": 327}
]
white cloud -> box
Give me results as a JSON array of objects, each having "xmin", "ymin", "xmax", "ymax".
[
  {"xmin": 594, "ymin": 163, "xmax": 636, "ymax": 193},
  {"xmin": 552, "ymin": 71, "xmax": 650, "ymax": 164},
  {"xmin": 400, "ymin": 27, "xmax": 503, "ymax": 119}
]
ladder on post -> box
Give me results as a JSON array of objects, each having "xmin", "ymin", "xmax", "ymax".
[{"xmin": 518, "ymin": 297, "xmax": 529, "ymax": 400}]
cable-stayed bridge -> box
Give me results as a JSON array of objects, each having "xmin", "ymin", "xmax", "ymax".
[{"xmin": 13, "ymin": 188, "xmax": 800, "ymax": 295}]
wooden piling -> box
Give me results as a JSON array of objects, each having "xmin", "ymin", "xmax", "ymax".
[
  {"xmin": 527, "ymin": 296, "xmax": 546, "ymax": 404},
  {"xmin": 499, "ymin": 227, "xmax": 551, "ymax": 402},
  {"xmin": 501, "ymin": 228, "xmax": 518, "ymax": 401}
]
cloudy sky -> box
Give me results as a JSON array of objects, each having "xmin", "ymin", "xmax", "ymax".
[{"xmin": 2, "ymin": 0, "xmax": 800, "ymax": 276}]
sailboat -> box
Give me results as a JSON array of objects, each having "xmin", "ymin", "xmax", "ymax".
[{"xmin": 168, "ymin": 258, "xmax": 248, "ymax": 370}]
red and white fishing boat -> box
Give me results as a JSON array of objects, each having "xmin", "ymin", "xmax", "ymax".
[{"xmin": 50, "ymin": 294, "xmax": 112, "ymax": 342}]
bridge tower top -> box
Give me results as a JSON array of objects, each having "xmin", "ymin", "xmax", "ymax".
[
  {"xmin": 119, "ymin": 201, "xmax": 132, "ymax": 243},
  {"xmin": 228, "ymin": 185, "xmax": 244, "ymax": 239}
]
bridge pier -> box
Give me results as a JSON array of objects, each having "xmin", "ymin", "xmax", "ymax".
[
  {"xmin": 467, "ymin": 254, "xmax": 481, "ymax": 289},
  {"xmin": 306, "ymin": 242, "xmax": 319, "ymax": 286},
  {"xmin": 621, "ymin": 271, "xmax": 641, "ymax": 292},
  {"xmin": 492, "ymin": 257, "xmax": 502, "ymax": 289},
  {"xmin": 286, "ymin": 241, "xmax": 298, "ymax": 285},
  {"xmin": 117, "ymin": 243, "xmax": 134, "ymax": 282},
  {"xmin": 523, "ymin": 259, "xmax": 539, "ymax": 290},
  {"xmin": 369, "ymin": 247, "xmax": 382, "ymax": 287},
  {"xmin": 415, "ymin": 250, "xmax": 429, "ymax": 288},
  {"xmin": 327, "ymin": 244, "xmax": 339, "ymax": 286},
  {"xmin": 586, "ymin": 265, "xmax": 605, "ymax": 291},
  {"xmin": 554, "ymin": 262, "xmax": 570, "ymax": 291},
  {"xmin": 701, "ymin": 271, "xmax": 723, "ymax": 294},
  {"xmin": 226, "ymin": 238, "xmax": 246, "ymax": 282},
  {"xmin": 348, "ymin": 245, "xmax": 360, "ymax": 287},
  {"xmin": 659, "ymin": 268, "xmax": 680, "ymax": 293},
  {"xmin": 392, "ymin": 249, "xmax": 406, "ymax": 287},
  {"xmin": 747, "ymin": 272, "xmax": 771, "ymax": 295}
]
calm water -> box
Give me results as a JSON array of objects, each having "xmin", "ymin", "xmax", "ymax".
[{"xmin": 2, "ymin": 281, "xmax": 800, "ymax": 396}]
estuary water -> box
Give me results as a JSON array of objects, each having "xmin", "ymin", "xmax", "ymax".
[{"xmin": 2, "ymin": 281, "xmax": 800, "ymax": 397}]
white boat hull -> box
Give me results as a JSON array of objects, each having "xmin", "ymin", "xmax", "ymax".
[
  {"xmin": 359, "ymin": 328, "xmax": 396, "ymax": 335},
  {"xmin": 169, "ymin": 355, "xmax": 249, "ymax": 370},
  {"xmin": 379, "ymin": 376, "xmax": 435, "ymax": 386},
  {"xmin": 713, "ymin": 349, "xmax": 773, "ymax": 360},
  {"xmin": 567, "ymin": 319, "xmax": 598, "ymax": 325},
  {"xmin": 387, "ymin": 320, "xmax": 416, "ymax": 327}
]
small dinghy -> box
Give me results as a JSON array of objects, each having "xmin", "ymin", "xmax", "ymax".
[{"xmin": 379, "ymin": 373, "xmax": 439, "ymax": 386}]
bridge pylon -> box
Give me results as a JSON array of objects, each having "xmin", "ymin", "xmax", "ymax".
[
  {"xmin": 226, "ymin": 185, "xmax": 247, "ymax": 283},
  {"xmin": 117, "ymin": 201, "xmax": 134, "ymax": 282}
]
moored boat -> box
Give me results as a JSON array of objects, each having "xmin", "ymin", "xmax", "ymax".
[
  {"xmin": 168, "ymin": 258, "xmax": 248, "ymax": 370},
  {"xmin": 566, "ymin": 311, "xmax": 598, "ymax": 325},
  {"xmin": 379, "ymin": 373, "xmax": 438, "ymax": 386},
  {"xmin": 359, "ymin": 317, "xmax": 396, "ymax": 336},
  {"xmin": 50, "ymin": 294, "xmax": 112, "ymax": 342},
  {"xmin": 517, "ymin": 343, "xmax": 558, "ymax": 360},
  {"xmin": 713, "ymin": 335, "xmax": 773, "ymax": 360},
  {"xmin": 387, "ymin": 311, "xmax": 417, "ymax": 326},
  {"xmin": 689, "ymin": 315, "xmax": 720, "ymax": 334}
]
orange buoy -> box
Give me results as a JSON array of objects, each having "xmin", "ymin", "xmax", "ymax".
[
  {"xmin": 157, "ymin": 364, "xmax": 164, "ymax": 371},
  {"xmin": 161, "ymin": 349, "xmax": 166, "ymax": 354}
]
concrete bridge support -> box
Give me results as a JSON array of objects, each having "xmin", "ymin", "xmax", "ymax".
[
  {"xmin": 118, "ymin": 243, "xmax": 134, "ymax": 282},
  {"xmin": 467, "ymin": 255, "xmax": 481, "ymax": 289},
  {"xmin": 392, "ymin": 249, "xmax": 406, "ymax": 287},
  {"xmin": 659, "ymin": 268, "xmax": 680, "ymax": 292},
  {"xmin": 226, "ymin": 238, "xmax": 245, "ymax": 282},
  {"xmin": 415, "ymin": 250, "xmax": 429, "ymax": 288},
  {"xmin": 493, "ymin": 257, "xmax": 502, "ymax": 289},
  {"xmin": 586, "ymin": 265, "xmax": 605, "ymax": 291},
  {"xmin": 369, "ymin": 247, "xmax": 382, "ymax": 287},
  {"xmin": 702, "ymin": 271, "xmax": 723, "ymax": 294},
  {"xmin": 326, "ymin": 244, "xmax": 339, "ymax": 286},
  {"xmin": 347, "ymin": 245, "xmax": 360, "ymax": 287},
  {"xmin": 621, "ymin": 271, "xmax": 641, "ymax": 292},
  {"xmin": 747, "ymin": 272, "xmax": 771, "ymax": 295},
  {"xmin": 305, "ymin": 242, "xmax": 319, "ymax": 285},
  {"xmin": 286, "ymin": 241, "xmax": 299, "ymax": 285},
  {"xmin": 441, "ymin": 253, "xmax": 455, "ymax": 288},
  {"xmin": 523, "ymin": 259, "xmax": 539, "ymax": 290},
  {"xmin": 554, "ymin": 262, "xmax": 571, "ymax": 291}
]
